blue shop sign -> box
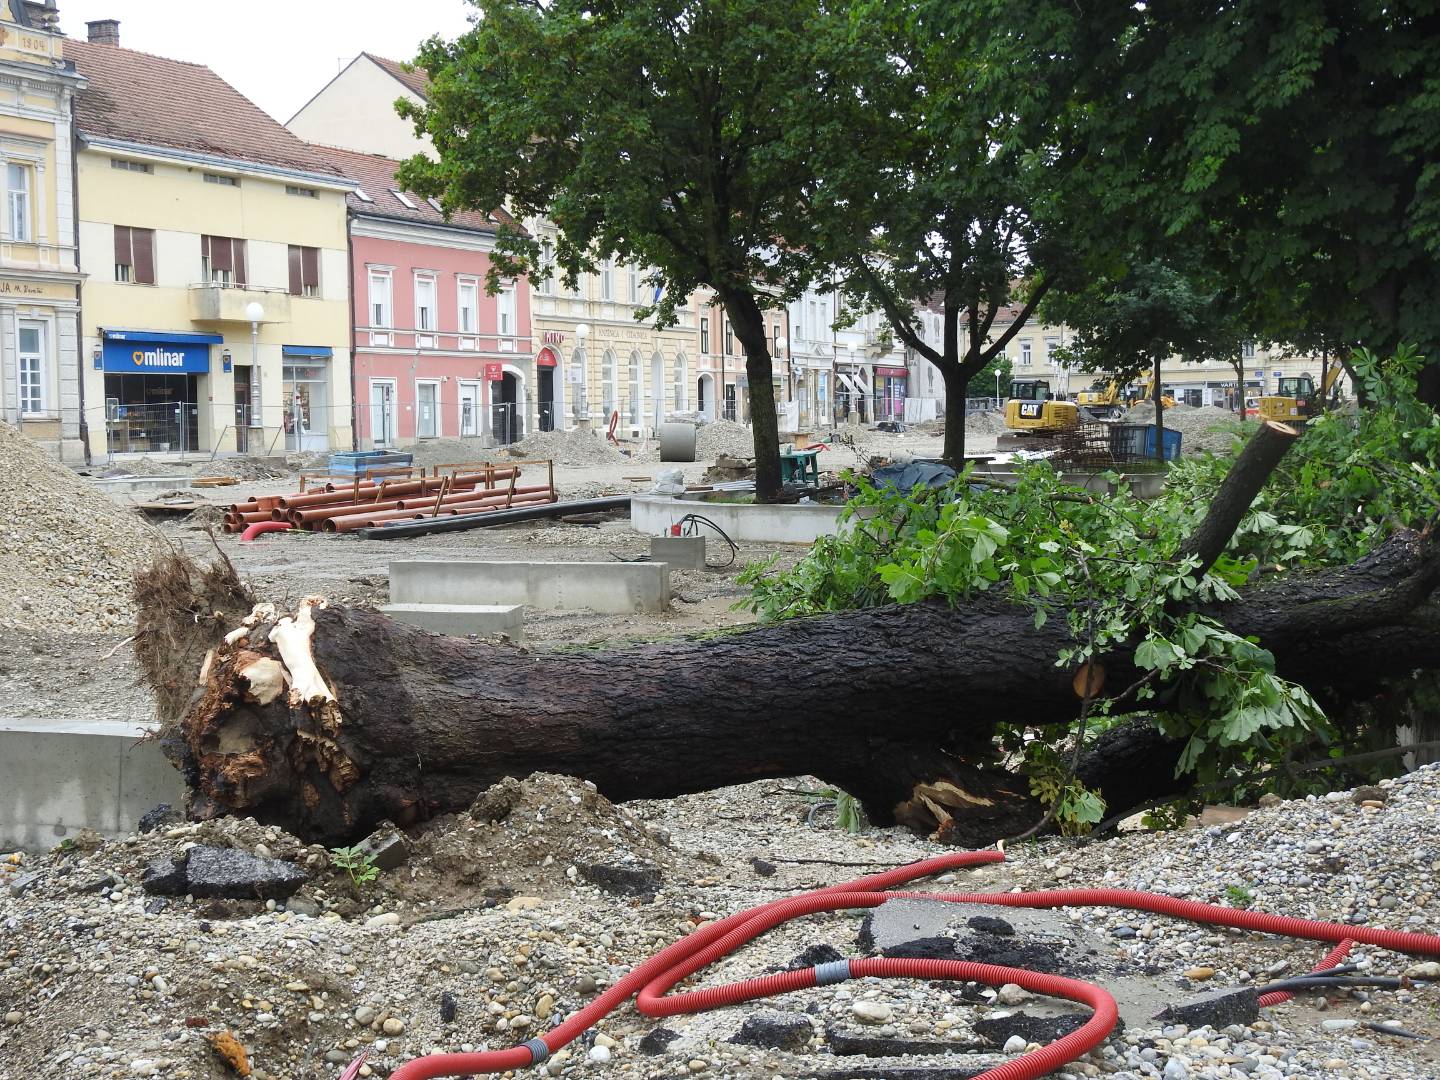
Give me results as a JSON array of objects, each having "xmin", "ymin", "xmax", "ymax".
[{"xmin": 101, "ymin": 332, "xmax": 220, "ymax": 374}]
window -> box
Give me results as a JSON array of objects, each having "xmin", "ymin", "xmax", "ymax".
[
  {"xmin": 369, "ymin": 269, "xmax": 393, "ymax": 327},
  {"xmin": 426, "ymin": 197, "xmax": 444, "ymax": 213},
  {"xmin": 628, "ymin": 266, "xmax": 640, "ymax": 303},
  {"xmin": 414, "ymin": 273, "xmax": 437, "ymax": 331},
  {"xmin": 538, "ymin": 240, "xmax": 555, "ymax": 296},
  {"xmin": 201, "ymin": 235, "xmax": 247, "ymax": 285},
  {"xmin": 286, "ymin": 184, "xmax": 318, "ymax": 199},
  {"xmin": 700, "ymin": 316, "xmax": 710, "ymax": 354},
  {"xmin": 390, "ymin": 190, "xmax": 417, "ymax": 210},
  {"xmin": 7, "ymin": 164, "xmax": 30, "ymax": 242},
  {"xmin": 772, "ymin": 324, "xmax": 782, "ymax": 358},
  {"xmin": 807, "ymin": 300, "xmax": 818, "ymax": 342},
  {"xmin": 724, "ymin": 320, "xmax": 734, "ymax": 356},
  {"xmin": 203, "ymin": 172, "xmax": 238, "ymax": 187},
  {"xmin": 458, "ymin": 277, "xmax": 479, "ymax": 333},
  {"xmin": 602, "ymin": 350, "xmax": 616, "ymax": 416},
  {"xmin": 287, "ymin": 245, "xmax": 320, "ymax": 297},
  {"xmin": 600, "ymin": 259, "xmax": 614, "ymax": 301},
  {"xmin": 17, "ymin": 322, "xmax": 43, "ymax": 414},
  {"xmin": 1020, "ymin": 340, "xmax": 1032, "ymax": 366},
  {"xmin": 1242, "ymin": 340, "xmax": 1257, "ymax": 359},
  {"xmin": 354, "ymin": 187, "xmax": 374, "ymax": 203},
  {"xmin": 497, "ymin": 281, "xmax": 517, "ymax": 337},
  {"xmin": 1044, "ymin": 336, "xmax": 1060, "ymax": 363},
  {"xmin": 674, "ymin": 353, "xmax": 686, "ymax": 411},
  {"xmin": 113, "ymin": 225, "xmax": 155, "ymax": 285},
  {"xmin": 111, "ymin": 158, "xmax": 151, "ymax": 174}
]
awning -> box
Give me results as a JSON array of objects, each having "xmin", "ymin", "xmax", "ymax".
[
  {"xmin": 536, "ymin": 346, "xmax": 559, "ymax": 368},
  {"xmin": 283, "ymin": 345, "xmax": 334, "ymax": 358},
  {"xmin": 102, "ymin": 328, "xmax": 223, "ymax": 345}
]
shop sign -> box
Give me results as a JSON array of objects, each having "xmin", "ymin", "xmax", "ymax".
[
  {"xmin": 542, "ymin": 331, "xmax": 565, "ymax": 345},
  {"xmin": 484, "ymin": 362, "xmax": 504, "ymax": 381},
  {"xmin": 102, "ymin": 338, "xmax": 211, "ymax": 374},
  {"xmin": 0, "ymin": 277, "xmax": 75, "ymax": 300},
  {"xmin": 536, "ymin": 347, "xmax": 559, "ymax": 368},
  {"xmin": 875, "ymin": 366, "xmax": 909, "ymax": 378}
]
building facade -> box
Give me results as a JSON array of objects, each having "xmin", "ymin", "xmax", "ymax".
[
  {"xmin": 68, "ymin": 27, "xmax": 354, "ymax": 459},
  {"xmin": 0, "ymin": 0, "xmax": 83, "ymax": 459},
  {"xmin": 692, "ymin": 289, "xmax": 786, "ymax": 428},
  {"xmin": 321, "ymin": 147, "xmax": 533, "ymax": 448}
]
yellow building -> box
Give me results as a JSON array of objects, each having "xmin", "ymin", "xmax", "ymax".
[
  {"xmin": 0, "ymin": 0, "xmax": 84, "ymax": 459},
  {"xmin": 67, "ymin": 23, "xmax": 354, "ymax": 459}
]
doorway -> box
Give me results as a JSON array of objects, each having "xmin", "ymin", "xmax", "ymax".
[
  {"xmin": 369, "ymin": 379, "xmax": 397, "ymax": 448},
  {"xmin": 492, "ymin": 371, "xmax": 520, "ymax": 444},
  {"xmin": 283, "ymin": 361, "xmax": 330, "ymax": 452},
  {"xmin": 233, "ymin": 366, "xmax": 251, "ymax": 452},
  {"xmin": 416, "ymin": 380, "xmax": 440, "ymax": 439},
  {"xmin": 538, "ymin": 366, "xmax": 555, "ymax": 432},
  {"xmin": 459, "ymin": 380, "xmax": 481, "ymax": 437},
  {"xmin": 650, "ymin": 351, "xmax": 664, "ymax": 434},
  {"xmin": 104, "ymin": 371, "xmax": 200, "ymax": 454}
]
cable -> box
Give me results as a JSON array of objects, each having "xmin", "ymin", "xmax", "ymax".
[
  {"xmin": 677, "ymin": 512, "xmax": 739, "ymax": 568},
  {"xmin": 376, "ymin": 851, "xmax": 1440, "ymax": 1080},
  {"xmin": 1254, "ymin": 976, "xmax": 1405, "ymax": 995}
]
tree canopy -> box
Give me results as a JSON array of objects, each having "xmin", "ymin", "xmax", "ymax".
[{"xmin": 396, "ymin": 0, "xmax": 886, "ymax": 499}]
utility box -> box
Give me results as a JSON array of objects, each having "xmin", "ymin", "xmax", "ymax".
[{"xmin": 650, "ymin": 534, "xmax": 707, "ymax": 570}]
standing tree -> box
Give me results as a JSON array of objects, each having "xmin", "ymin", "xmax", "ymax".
[
  {"xmin": 832, "ymin": 0, "xmax": 1077, "ymax": 465},
  {"xmin": 1015, "ymin": 0, "xmax": 1440, "ymax": 402},
  {"xmin": 396, "ymin": 0, "xmax": 882, "ymax": 500},
  {"xmin": 1043, "ymin": 260, "xmax": 1248, "ymax": 460}
]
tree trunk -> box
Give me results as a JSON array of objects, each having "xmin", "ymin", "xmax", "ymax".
[
  {"xmin": 149, "ymin": 527, "xmax": 1440, "ymax": 848},
  {"xmin": 941, "ymin": 365, "xmax": 968, "ymax": 466},
  {"xmin": 1152, "ymin": 351, "xmax": 1165, "ymax": 462},
  {"xmin": 1176, "ymin": 421, "xmax": 1300, "ymax": 574},
  {"xmin": 723, "ymin": 290, "xmax": 781, "ymax": 502}
]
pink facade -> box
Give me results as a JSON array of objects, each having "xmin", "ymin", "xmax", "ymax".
[{"xmin": 349, "ymin": 232, "xmax": 534, "ymax": 447}]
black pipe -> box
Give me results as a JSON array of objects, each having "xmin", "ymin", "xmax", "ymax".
[
  {"xmin": 1254, "ymin": 976, "xmax": 1405, "ymax": 995},
  {"xmin": 355, "ymin": 496, "xmax": 632, "ymax": 539}
]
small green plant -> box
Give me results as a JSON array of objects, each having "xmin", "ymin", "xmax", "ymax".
[
  {"xmin": 1224, "ymin": 883, "xmax": 1254, "ymax": 908},
  {"xmin": 833, "ymin": 790, "xmax": 867, "ymax": 833},
  {"xmin": 329, "ymin": 845, "xmax": 380, "ymax": 891}
]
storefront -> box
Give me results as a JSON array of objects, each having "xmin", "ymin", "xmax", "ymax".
[
  {"xmin": 282, "ymin": 346, "xmax": 333, "ymax": 452},
  {"xmin": 874, "ymin": 365, "xmax": 908, "ymax": 422},
  {"xmin": 97, "ymin": 329, "xmax": 221, "ymax": 454}
]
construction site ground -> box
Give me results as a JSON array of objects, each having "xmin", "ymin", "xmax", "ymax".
[{"xmin": 7, "ymin": 418, "xmax": 1440, "ymax": 1080}]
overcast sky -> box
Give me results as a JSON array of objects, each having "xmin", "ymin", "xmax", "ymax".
[{"xmin": 58, "ymin": 1, "xmax": 476, "ymax": 122}]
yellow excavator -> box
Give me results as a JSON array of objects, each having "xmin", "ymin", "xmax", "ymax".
[
  {"xmin": 1076, "ymin": 377, "xmax": 1126, "ymax": 420},
  {"xmin": 1126, "ymin": 372, "xmax": 1176, "ymax": 411},
  {"xmin": 1259, "ymin": 367, "xmax": 1343, "ymax": 424},
  {"xmin": 1003, "ymin": 378, "xmax": 1080, "ymax": 435}
]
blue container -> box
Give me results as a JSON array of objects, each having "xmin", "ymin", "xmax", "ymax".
[
  {"xmin": 1108, "ymin": 424, "xmax": 1182, "ymax": 462},
  {"xmin": 1141, "ymin": 427, "xmax": 1183, "ymax": 461},
  {"xmin": 328, "ymin": 451, "xmax": 414, "ymax": 477}
]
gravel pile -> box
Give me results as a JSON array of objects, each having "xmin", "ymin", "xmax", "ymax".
[
  {"xmin": 4, "ymin": 766, "xmax": 1439, "ymax": 1079},
  {"xmin": 406, "ymin": 431, "xmax": 627, "ymax": 469},
  {"xmin": 1123, "ymin": 404, "xmax": 1251, "ymax": 456},
  {"xmin": 966, "ymin": 410, "xmax": 1009, "ymax": 435},
  {"xmin": 0, "ymin": 422, "xmax": 160, "ymax": 634},
  {"xmin": 696, "ymin": 420, "xmax": 756, "ymax": 460}
]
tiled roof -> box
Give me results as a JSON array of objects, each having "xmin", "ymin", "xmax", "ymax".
[
  {"xmin": 312, "ymin": 145, "xmax": 518, "ymax": 234},
  {"xmin": 64, "ymin": 37, "xmax": 343, "ymax": 176},
  {"xmin": 364, "ymin": 53, "xmax": 430, "ymax": 100}
]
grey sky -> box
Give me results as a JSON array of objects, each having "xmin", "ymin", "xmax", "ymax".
[{"xmin": 58, "ymin": 1, "xmax": 475, "ymax": 122}]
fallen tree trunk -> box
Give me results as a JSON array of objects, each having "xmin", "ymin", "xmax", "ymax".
[{"xmin": 145, "ymin": 527, "xmax": 1440, "ymax": 847}]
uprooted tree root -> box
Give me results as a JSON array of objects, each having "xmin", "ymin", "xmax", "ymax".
[{"xmin": 133, "ymin": 543, "xmax": 254, "ymax": 729}]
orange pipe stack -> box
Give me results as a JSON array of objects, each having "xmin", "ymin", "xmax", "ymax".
[{"xmin": 220, "ymin": 463, "xmax": 553, "ymax": 534}]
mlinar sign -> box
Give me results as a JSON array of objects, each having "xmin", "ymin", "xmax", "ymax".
[{"xmin": 101, "ymin": 334, "xmax": 216, "ymax": 374}]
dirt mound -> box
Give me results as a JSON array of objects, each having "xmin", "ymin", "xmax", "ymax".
[
  {"xmin": 696, "ymin": 419, "xmax": 756, "ymax": 460},
  {"xmin": 378, "ymin": 773, "xmax": 680, "ymax": 907},
  {"xmin": 966, "ymin": 410, "xmax": 1007, "ymax": 435},
  {"xmin": 0, "ymin": 422, "xmax": 161, "ymax": 633},
  {"xmin": 407, "ymin": 430, "xmax": 627, "ymax": 469}
]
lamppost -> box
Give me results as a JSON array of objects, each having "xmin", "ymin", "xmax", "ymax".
[
  {"xmin": 244, "ymin": 301, "xmax": 264, "ymax": 437},
  {"xmin": 575, "ymin": 323, "xmax": 590, "ymax": 423},
  {"xmin": 995, "ymin": 367, "xmax": 1002, "ymax": 410}
]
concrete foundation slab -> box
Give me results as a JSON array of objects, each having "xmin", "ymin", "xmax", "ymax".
[
  {"xmin": 649, "ymin": 534, "xmax": 707, "ymax": 570},
  {"xmin": 380, "ymin": 602, "xmax": 525, "ymax": 642},
  {"xmin": 632, "ymin": 495, "xmax": 876, "ymax": 545},
  {"xmin": 0, "ymin": 719, "xmax": 184, "ymax": 852},
  {"xmin": 390, "ymin": 559, "xmax": 671, "ymax": 614}
]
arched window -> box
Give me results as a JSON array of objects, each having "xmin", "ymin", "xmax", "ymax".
[
  {"xmin": 602, "ymin": 350, "xmax": 617, "ymax": 418},
  {"xmin": 674, "ymin": 351, "xmax": 687, "ymax": 411},
  {"xmin": 571, "ymin": 347, "xmax": 586, "ymax": 417},
  {"xmin": 628, "ymin": 350, "xmax": 642, "ymax": 425}
]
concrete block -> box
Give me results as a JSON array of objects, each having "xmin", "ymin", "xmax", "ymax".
[
  {"xmin": 380, "ymin": 602, "xmax": 525, "ymax": 642},
  {"xmin": 0, "ymin": 719, "xmax": 184, "ymax": 852},
  {"xmin": 390, "ymin": 560, "xmax": 671, "ymax": 614},
  {"xmin": 650, "ymin": 534, "xmax": 707, "ymax": 571}
]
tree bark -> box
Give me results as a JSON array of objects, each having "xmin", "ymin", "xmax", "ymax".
[
  {"xmin": 1152, "ymin": 351, "xmax": 1165, "ymax": 462},
  {"xmin": 152, "ymin": 529, "xmax": 1440, "ymax": 848},
  {"xmin": 941, "ymin": 365, "xmax": 968, "ymax": 466},
  {"xmin": 723, "ymin": 290, "xmax": 781, "ymax": 502}
]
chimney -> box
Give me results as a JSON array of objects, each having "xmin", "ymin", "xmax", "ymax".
[{"xmin": 86, "ymin": 19, "xmax": 120, "ymax": 46}]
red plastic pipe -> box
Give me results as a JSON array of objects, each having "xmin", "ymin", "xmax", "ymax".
[
  {"xmin": 378, "ymin": 850, "xmax": 1440, "ymax": 1080},
  {"xmin": 240, "ymin": 521, "xmax": 292, "ymax": 542}
]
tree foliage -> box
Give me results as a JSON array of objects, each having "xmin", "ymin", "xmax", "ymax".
[
  {"xmin": 744, "ymin": 348, "xmax": 1440, "ymax": 828},
  {"xmin": 396, "ymin": 0, "xmax": 883, "ymax": 499}
]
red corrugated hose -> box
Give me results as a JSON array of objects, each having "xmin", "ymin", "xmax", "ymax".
[
  {"xmin": 367, "ymin": 850, "xmax": 1440, "ymax": 1080},
  {"xmin": 239, "ymin": 521, "xmax": 292, "ymax": 542}
]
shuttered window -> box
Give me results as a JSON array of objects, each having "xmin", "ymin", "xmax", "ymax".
[
  {"xmin": 287, "ymin": 245, "xmax": 320, "ymax": 297},
  {"xmin": 201, "ymin": 235, "xmax": 247, "ymax": 286},
  {"xmin": 113, "ymin": 225, "xmax": 155, "ymax": 285}
]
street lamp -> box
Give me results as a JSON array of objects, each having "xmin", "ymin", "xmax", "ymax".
[
  {"xmin": 995, "ymin": 368, "xmax": 1002, "ymax": 409},
  {"xmin": 244, "ymin": 301, "xmax": 264, "ymax": 432}
]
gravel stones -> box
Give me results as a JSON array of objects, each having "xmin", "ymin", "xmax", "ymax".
[
  {"xmin": 850, "ymin": 1000, "xmax": 893, "ymax": 1024},
  {"xmin": 0, "ymin": 420, "xmax": 161, "ymax": 633}
]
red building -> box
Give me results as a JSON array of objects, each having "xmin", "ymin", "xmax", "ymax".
[{"xmin": 318, "ymin": 148, "xmax": 532, "ymax": 447}]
